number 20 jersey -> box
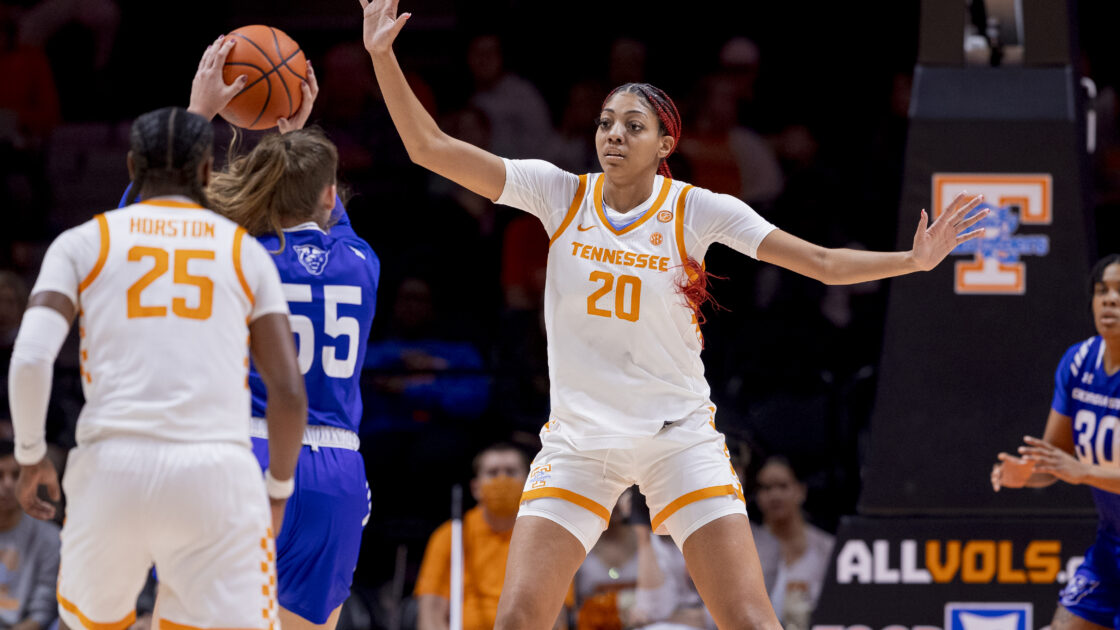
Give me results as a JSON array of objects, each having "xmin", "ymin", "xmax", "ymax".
[
  {"xmin": 497, "ymin": 160, "xmax": 776, "ymax": 449},
  {"xmin": 1053, "ymin": 335, "xmax": 1120, "ymax": 535},
  {"xmin": 248, "ymin": 205, "xmax": 379, "ymax": 433}
]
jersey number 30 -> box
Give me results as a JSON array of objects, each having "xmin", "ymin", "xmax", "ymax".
[
  {"xmin": 283, "ymin": 283, "xmax": 361, "ymax": 378},
  {"xmin": 1074, "ymin": 409, "xmax": 1119, "ymax": 466}
]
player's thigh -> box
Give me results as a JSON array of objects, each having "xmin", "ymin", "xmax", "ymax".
[
  {"xmin": 495, "ymin": 515, "xmax": 585, "ymax": 630},
  {"xmin": 636, "ymin": 414, "xmax": 746, "ymax": 547},
  {"xmin": 681, "ymin": 514, "xmax": 781, "ymax": 630},
  {"xmin": 278, "ymin": 605, "xmax": 343, "ymax": 630},
  {"xmin": 57, "ymin": 443, "xmax": 156, "ymax": 630},
  {"xmin": 149, "ymin": 443, "xmax": 278, "ymax": 630}
]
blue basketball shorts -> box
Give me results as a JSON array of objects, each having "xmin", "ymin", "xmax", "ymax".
[
  {"xmin": 252, "ymin": 437, "xmax": 370, "ymax": 624},
  {"xmin": 1059, "ymin": 527, "xmax": 1120, "ymax": 629}
]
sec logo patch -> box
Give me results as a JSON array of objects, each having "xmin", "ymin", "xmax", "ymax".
[{"xmin": 657, "ymin": 210, "xmax": 673, "ymax": 223}]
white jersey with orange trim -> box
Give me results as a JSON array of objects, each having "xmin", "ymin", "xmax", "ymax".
[
  {"xmin": 30, "ymin": 196, "xmax": 289, "ymax": 447},
  {"xmin": 496, "ymin": 159, "xmax": 777, "ymax": 448}
]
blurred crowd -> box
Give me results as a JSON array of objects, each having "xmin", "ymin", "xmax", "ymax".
[{"xmin": 2, "ymin": 0, "xmax": 1120, "ymax": 628}]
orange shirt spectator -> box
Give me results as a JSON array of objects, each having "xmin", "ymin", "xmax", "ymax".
[{"xmin": 414, "ymin": 505, "xmax": 513, "ymax": 630}]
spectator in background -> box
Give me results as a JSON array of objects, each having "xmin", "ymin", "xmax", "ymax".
[
  {"xmin": 677, "ymin": 75, "xmax": 783, "ymax": 208},
  {"xmin": 413, "ymin": 444, "xmax": 538, "ymax": 630},
  {"xmin": 717, "ymin": 37, "xmax": 762, "ymax": 128},
  {"xmin": 548, "ymin": 81, "xmax": 604, "ymax": 175},
  {"xmin": 0, "ymin": 3, "xmax": 59, "ymax": 252},
  {"xmin": 0, "ymin": 439, "xmax": 59, "ymax": 630},
  {"xmin": 749, "ymin": 457, "xmax": 833, "ymax": 630},
  {"xmin": 362, "ymin": 275, "xmax": 490, "ymax": 433},
  {"xmin": 466, "ymin": 34, "xmax": 554, "ymax": 159}
]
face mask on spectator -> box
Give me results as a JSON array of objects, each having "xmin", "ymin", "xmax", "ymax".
[{"xmin": 478, "ymin": 476, "xmax": 522, "ymax": 517}]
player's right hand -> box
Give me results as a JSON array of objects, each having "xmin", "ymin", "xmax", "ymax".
[
  {"xmin": 188, "ymin": 34, "xmax": 249, "ymax": 121},
  {"xmin": 991, "ymin": 452, "xmax": 1035, "ymax": 491},
  {"xmin": 359, "ymin": 0, "xmax": 411, "ymax": 57},
  {"xmin": 270, "ymin": 497, "xmax": 287, "ymax": 538},
  {"xmin": 17, "ymin": 458, "xmax": 60, "ymax": 520}
]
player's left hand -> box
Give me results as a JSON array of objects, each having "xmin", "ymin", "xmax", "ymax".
[
  {"xmin": 277, "ymin": 59, "xmax": 319, "ymax": 134},
  {"xmin": 188, "ymin": 34, "xmax": 249, "ymax": 121},
  {"xmin": 910, "ymin": 192, "xmax": 987, "ymax": 271},
  {"xmin": 17, "ymin": 458, "xmax": 60, "ymax": 521},
  {"xmin": 1018, "ymin": 435, "xmax": 1089, "ymax": 485}
]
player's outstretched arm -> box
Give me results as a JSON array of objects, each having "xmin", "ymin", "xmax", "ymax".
[
  {"xmin": 249, "ymin": 312, "xmax": 307, "ymax": 533},
  {"xmin": 756, "ymin": 192, "xmax": 987, "ymax": 285},
  {"xmin": 360, "ymin": 0, "xmax": 506, "ymax": 201}
]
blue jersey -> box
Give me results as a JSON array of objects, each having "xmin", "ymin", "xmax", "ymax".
[
  {"xmin": 120, "ymin": 188, "xmax": 379, "ymax": 432},
  {"xmin": 1052, "ymin": 335, "xmax": 1120, "ymax": 536},
  {"xmin": 249, "ymin": 199, "xmax": 378, "ymax": 432}
]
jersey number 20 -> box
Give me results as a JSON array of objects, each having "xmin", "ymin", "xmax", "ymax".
[{"xmin": 283, "ymin": 283, "xmax": 361, "ymax": 378}]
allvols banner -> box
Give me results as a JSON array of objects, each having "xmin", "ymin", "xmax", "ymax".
[{"xmin": 812, "ymin": 517, "xmax": 1097, "ymax": 629}]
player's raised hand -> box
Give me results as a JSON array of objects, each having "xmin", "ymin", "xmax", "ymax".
[
  {"xmin": 910, "ymin": 192, "xmax": 988, "ymax": 272},
  {"xmin": 17, "ymin": 458, "xmax": 60, "ymax": 521},
  {"xmin": 1019, "ymin": 435, "xmax": 1089, "ymax": 485},
  {"xmin": 277, "ymin": 60, "xmax": 319, "ymax": 134},
  {"xmin": 991, "ymin": 452, "xmax": 1036, "ymax": 491},
  {"xmin": 188, "ymin": 34, "xmax": 249, "ymax": 121},
  {"xmin": 360, "ymin": 0, "xmax": 411, "ymax": 57}
]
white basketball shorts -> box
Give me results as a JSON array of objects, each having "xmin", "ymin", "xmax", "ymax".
[
  {"xmin": 518, "ymin": 406, "xmax": 746, "ymax": 552},
  {"xmin": 57, "ymin": 437, "xmax": 278, "ymax": 630}
]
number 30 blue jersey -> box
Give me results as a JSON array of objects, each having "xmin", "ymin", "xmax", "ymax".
[
  {"xmin": 1052, "ymin": 335, "xmax": 1120, "ymax": 536},
  {"xmin": 249, "ymin": 200, "xmax": 379, "ymax": 433}
]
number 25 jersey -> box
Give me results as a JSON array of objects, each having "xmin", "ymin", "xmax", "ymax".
[
  {"xmin": 31, "ymin": 198, "xmax": 289, "ymax": 446},
  {"xmin": 1052, "ymin": 335, "xmax": 1120, "ymax": 536},
  {"xmin": 497, "ymin": 159, "xmax": 776, "ymax": 448}
]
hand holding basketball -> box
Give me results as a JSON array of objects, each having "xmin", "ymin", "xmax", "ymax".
[
  {"xmin": 360, "ymin": 0, "xmax": 411, "ymax": 57},
  {"xmin": 276, "ymin": 60, "xmax": 319, "ymax": 134},
  {"xmin": 188, "ymin": 35, "xmax": 249, "ymax": 121},
  {"xmin": 910, "ymin": 192, "xmax": 987, "ymax": 272},
  {"xmin": 217, "ymin": 25, "xmax": 308, "ymax": 130}
]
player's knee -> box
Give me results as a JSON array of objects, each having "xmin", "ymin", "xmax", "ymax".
[
  {"xmin": 714, "ymin": 602, "xmax": 782, "ymax": 630},
  {"xmin": 494, "ymin": 586, "xmax": 552, "ymax": 630}
]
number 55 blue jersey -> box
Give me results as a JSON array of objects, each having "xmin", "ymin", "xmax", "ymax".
[{"xmin": 249, "ymin": 200, "xmax": 379, "ymax": 432}]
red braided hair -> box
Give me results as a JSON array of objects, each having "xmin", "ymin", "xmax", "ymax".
[{"xmin": 603, "ymin": 83, "xmax": 723, "ymax": 331}]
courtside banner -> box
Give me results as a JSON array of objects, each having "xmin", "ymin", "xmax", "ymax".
[{"xmin": 812, "ymin": 517, "xmax": 1097, "ymax": 629}]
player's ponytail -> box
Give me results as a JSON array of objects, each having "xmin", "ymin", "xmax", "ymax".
[
  {"xmin": 127, "ymin": 107, "xmax": 214, "ymax": 206},
  {"xmin": 209, "ymin": 127, "xmax": 340, "ymax": 254}
]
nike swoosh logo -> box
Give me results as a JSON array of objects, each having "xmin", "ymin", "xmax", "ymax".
[{"xmin": 577, "ymin": 224, "xmax": 597, "ymax": 231}]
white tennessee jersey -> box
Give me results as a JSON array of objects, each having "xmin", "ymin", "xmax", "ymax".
[
  {"xmin": 31, "ymin": 197, "xmax": 289, "ymax": 447},
  {"xmin": 497, "ymin": 159, "xmax": 777, "ymax": 447}
]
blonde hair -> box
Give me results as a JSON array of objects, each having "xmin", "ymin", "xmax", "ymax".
[{"xmin": 208, "ymin": 127, "xmax": 339, "ymax": 253}]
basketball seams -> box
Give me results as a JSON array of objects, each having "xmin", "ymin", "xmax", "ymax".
[
  {"xmin": 222, "ymin": 26, "xmax": 306, "ymax": 130},
  {"xmin": 268, "ymin": 28, "xmax": 295, "ymax": 118}
]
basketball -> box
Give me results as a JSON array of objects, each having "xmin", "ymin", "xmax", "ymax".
[{"xmin": 219, "ymin": 25, "xmax": 307, "ymax": 130}]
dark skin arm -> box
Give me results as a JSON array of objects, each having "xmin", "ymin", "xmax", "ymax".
[
  {"xmin": 15, "ymin": 291, "xmax": 74, "ymax": 520},
  {"xmin": 248, "ymin": 312, "xmax": 307, "ymax": 535}
]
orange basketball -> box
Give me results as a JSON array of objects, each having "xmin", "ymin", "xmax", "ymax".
[{"xmin": 219, "ymin": 25, "xmax": 307, "ymax": 130}]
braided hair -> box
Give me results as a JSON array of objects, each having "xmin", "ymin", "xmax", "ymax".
[
  {"xmin": 603, "ymin": 83, "xmax": 681, "ymax": 177},
  {"xmin": 603, "ymin": 83, "xmax": 722, "ymax": 328},
  {"xmin": 125, "ymin": 107, "xmax": 214, "ymax": 206}
]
